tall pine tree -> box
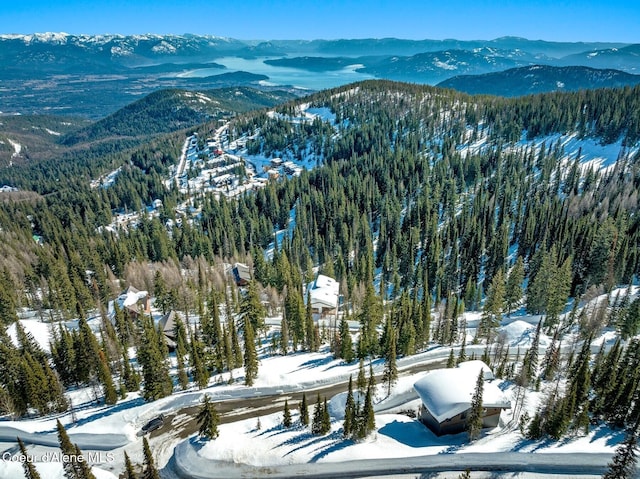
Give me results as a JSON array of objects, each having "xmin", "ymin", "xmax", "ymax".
[
  {"xmin": 196, "ymin": 394, "xmax": 220, "ymax": 440},
  {"xmin": 467, "ymin": 370, "xmax": 484, "ymax": 441}
]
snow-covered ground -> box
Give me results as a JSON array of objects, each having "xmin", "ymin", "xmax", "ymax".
[
  {"xmin": 0, "ymin": 301, "xmax": 626, "ymax": 478},
  {"xmin": 456, "ymin": 124, "xmax": 639, "ymax": 177},
  {"xmin": 6, "ymin": 138, "xmax": 21, "ymax": 158},
  {"xmin": 170, "ymin": 348, "xmax": 619, "ymax": 478}
]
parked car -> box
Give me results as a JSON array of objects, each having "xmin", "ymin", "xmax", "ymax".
[{"xmin": 141, "ymin": 414, "xmax": 164, "ymax": 434}]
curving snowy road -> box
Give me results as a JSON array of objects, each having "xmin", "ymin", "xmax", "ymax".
[{"xmin": 170, "ymin": 440, "xmax": 612, "ymax": 479}]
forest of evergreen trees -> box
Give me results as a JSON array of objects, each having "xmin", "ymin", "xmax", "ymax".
[{"xmin": 1, "ymin": 80, "xmax": 640, "ymax": 459}]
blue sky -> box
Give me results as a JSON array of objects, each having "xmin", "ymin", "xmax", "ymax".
[{"xmin": 1, "ymin": 0, "xmax": 638, "ymax": 42}]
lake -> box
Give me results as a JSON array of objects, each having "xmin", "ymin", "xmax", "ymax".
[{"xmin": 176, "ymin": 56, "xmax": 375, "ymax": 90}]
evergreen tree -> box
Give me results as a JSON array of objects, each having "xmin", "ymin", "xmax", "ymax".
[
  {"xmin": 284, "ymin": 284, "xmax": 305, "ymax": 350},
  {"xmin": 17, "ymin": 437, "xmax": 42, "ymax": 479},
  {"xmin": 280, "ymin": 317, "xmax": 289, "ymax": 355},
  {"xmin": 518, "ymin": 320, "xmax": 541, "ymax": 387},
  {"xmin": 174, "ymin": 314, "xmax": 190, "ymax": 390},
  {"xmin": 230, "ymin": 317, "xmax": 243, "ymax": 368},
  {"xmin": 311, "ymin": 393, "xmax": 324, "ymax": 435},
  {"xmin": 243, "ymin": 318, "xmax": 258, "ymax": 386},
  {"xmin": 299, "ymin": 393, "xmax": 309, "ymax": 426},
  {"xmin": 368, "ymin": 361, "xmax": 376, "ymax": 391},
  {"xmin": 56, "ymin": 420, "xmax": 97, "ymax": 479},
  {"xmin": 190, "ymin": 334, "xmax": 210, "ymax": 389},
  {"xmin": 0, "ymin": 268, "xmax": 18, "ymax": 325},
  {"xmin": 467, "ymin": 370, "xmax": 484, "ymax": 441},
  {"xmin": 203, "ymin": 289, "xmax": 222, "ymax": 347},
  {"xmin": 305, "ymin": 292, "xmax": 317, "ymax": 351},
  {"xmin": 222, "ymin": 324, "xmax": 234, "ymax": 371},
  {"xmin": 542, "ymin": 328, "xmax": 561, "ymax": 380},
  {"xmin": 420, "ymin": 289, "xmax": 432, "ymax": 348},
  {"xmin": 56, "ymin": 420, "xmax": 77, "ymax": 479},
  {"xmin": 137, "ymin": 315, "xmax": 173, "ymax": 401},
  {"xmin": 382, "ymin": 318, "xmax": 398, "ymax": 397},
  {"xmin": 343, "ymin": 376, "xmax": 355, "ymax": 438},
  {"xmin": 241, "ymin": 281, "xmax": 266, "ymax": 334},
  {"xmin": 97, "ymin": 349, "xmax": 118, "ymax": 405},
  {"xmin": 113, "ymin": 303, "xmax": 130, "ymax": 348},
  {"xmin": 527, "ymin": 249, "xmax": 554, "ymax": 315},
  {"xmin": 358, "ymin": 284, "xmax": 383, "ymax": 357},
  {"xmin": 142, "ymin": 437, "xmax": 161, "ymax": 479},
  {"xmin": 123, "ymin": 451, "xmax": 138, "ymax": 479},
  {"xmin": 457, "ymin": 335, "xmax": 467, "ymax": 366},
  {"xmin": 603, "ymin": 429, "xmax": 638, "ymax": 479},
  {"xmin": 338, "ymin": 317, "xmax": 354, "ymax": 363},
  {"xmin": 545, "ymin": 257, "xmax": 572, "ymax": 330},
  {"xmin": 360, "ymin": 383, "xmax": 376, "ymax": 438},
  {"xmin": 479, "ymin": 269, "xmax": 505, "ymax": 341},
  {"xmin": 505, "ymin": 256, "xmax": 524, "ymax": 315},
  {"xmin": 153, "ymin": 271, "xmax": 170, "ymax": 314},
  {"xmin": 122, "ymin": 349, "xmax": 140, "ymax": 392},
  {"xmin": 73, "ymin": 444, "xmax": 98, "ymax": 479},
  {"xmin": 196, "ymin": 394, "xmax": 220, "ymax": 440},
  {"xmin": 283, "ymin": 398, "xmax": 292, "ymax": 428},
  {"xmin": 356, "ymin": 358, "xmax": 367, "ymax": 392},
  {"xmin": 321, "ymin": 397, "xmax": 331, "ymax": 434},
  {"xmin": 447, "ymin": 349, "xmax": 456, "ymax": 368}
]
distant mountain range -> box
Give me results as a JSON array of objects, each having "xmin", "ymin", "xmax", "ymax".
[
  {"xmin": 438, "ymin": 65, "xmax": 640, "ymax": 97},
  {"xmin": 1, "ymin": 33, "xmax": 639, "ymax": 117}
]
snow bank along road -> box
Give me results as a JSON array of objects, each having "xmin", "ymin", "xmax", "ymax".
[
  {"xmin": 0, "ymin": 425, "xmax": 128, "ymax": 450},
  {"xmin": 170, "ymin": 445, "xmax": 612, "ymax": 479},
  {"xmin": 152, "ymin": 352, "xmax": 453, "ymax": 441}
]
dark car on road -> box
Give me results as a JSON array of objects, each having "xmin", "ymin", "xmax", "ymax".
[{"xmin": 141, "ymin": 414, "xmax": 164, "ymax": 434}]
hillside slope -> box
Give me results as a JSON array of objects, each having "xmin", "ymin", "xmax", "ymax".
[{"xmin": 437, "ymin": 65, "xmax": 640, "ymax": 96}]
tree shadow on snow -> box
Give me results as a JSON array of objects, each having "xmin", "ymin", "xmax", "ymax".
[
  {"xmin": 256, "ymin": 422, "xmax": 307, "ymax": 439},
  {"xmin": 37, "ymin": 396, "xmax": 146, "ymax": 434},
  {"xmin": 589, "ymin": 424, "xmax": 626, "ymax": 447},
  {"xmin": 511, "ymin": 436, "xmax": 555, "ymax": 452},
  {"xmin": 281, "ymin": 430, "xmax": 339, "ymax": 457},
  {"xmin": 309, "ymin": 430, "xmax": 352, "ymax": 462},
  {"xmin": 292, "ymin": 355, "xmax": 335, "ymax": 372}
]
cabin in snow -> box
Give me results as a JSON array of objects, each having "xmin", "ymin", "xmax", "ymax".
[
  {"xmin": 413, "ymin": 360, "xmax": 511, "ymax": 436},
  {"xmin": 306, "ymin": 274, "xmax": 340, "ymax": 318},
  {"xmin": 109, "ymin": 285, "xmax": 151, "ymax": 320}
]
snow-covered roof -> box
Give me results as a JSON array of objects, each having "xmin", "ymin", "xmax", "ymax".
[
  {"xmin": 119, "ymin": 289, "xmax": 148, "ymax": 308},
  {"xmin": 107, "ymin": 287, "xmax": 148, "ymax": 316},
  {"xmin": 413, "ymin": 361, "xmax": 510, "ymax": 423},
  {"xmin": 307, "ymin": 274, "xmax": 339, "ymax": 309},
  {"xmin": 456, "ymin": 360, "xmax": 494, "ymax": 380}
]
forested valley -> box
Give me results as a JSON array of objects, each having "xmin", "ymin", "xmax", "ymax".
[{"xmin": 1, "ymin": 79, "xmax": 640, "ymax": 450}]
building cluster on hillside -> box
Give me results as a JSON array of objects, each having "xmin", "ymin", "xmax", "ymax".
[{"xmin": 171, "ymin": 133, "xmax": 264, "ymax": 198}]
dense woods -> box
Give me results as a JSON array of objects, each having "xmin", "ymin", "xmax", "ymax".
[{"xmin": 1, "ymin": 80, "xmax": 640, "ymax": 451}]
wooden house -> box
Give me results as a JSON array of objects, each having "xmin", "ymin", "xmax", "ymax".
[{"xmin": 413, "ymin": 361, "xmax": 511, "ymax": 436}]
